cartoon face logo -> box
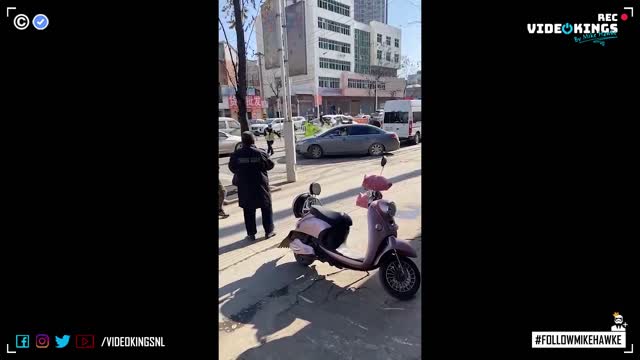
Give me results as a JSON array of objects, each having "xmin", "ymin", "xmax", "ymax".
[
  {"xmin": 611, "ymin": 312, "xmax": 627, "ymax": 332},
  {"xmin": 614, "ymin": 315, "xmax": 623, "ymax": 325}
]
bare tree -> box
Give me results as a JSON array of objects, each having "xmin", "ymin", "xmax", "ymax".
[
  {"xmin": 266, "ymin": 76, "xmax": 282, "ymax": 117},
  {"xmin": 363, "ymin": 55, "xmax": 407, "ymax": 108},
  {"xmin": 219, "ymin": 0, "xmax": 266, "ymax": 132},
  {"xmin": 399, "ymin": 57, "xmax": 420, "ymax": 97}
]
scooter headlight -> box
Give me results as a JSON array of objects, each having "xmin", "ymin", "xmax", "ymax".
[
  {"xmin": 378, "ymin": 201, "xmax": 396, "ymax": 217},
  {"xmin": 388, "ymin": 202, "xmax": 397, "ymax": 217}
]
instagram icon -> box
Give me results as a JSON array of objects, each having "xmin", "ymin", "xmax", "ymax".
[{"xmin": 36, "ymin": 334, "xmax": 50, "ymax": 348}]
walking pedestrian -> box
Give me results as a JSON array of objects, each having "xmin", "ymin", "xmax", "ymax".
[
  {"xmin": 264, "ymin": 125, "xmax": 280, "ymax": 156},
  {"xmin": 218, "ymin": 164, "xmax": 230, "ymax": 219},
  {"xmin": 228, "ymin": 131, "xmax": 276, "ymax": 241}
]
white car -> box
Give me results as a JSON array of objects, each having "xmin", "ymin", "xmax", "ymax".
[
  {"xmin": 218, "ymin": 131, "xmax": 242, "ymax": 155},
  {"xmin": 292, "ymin": 116, "xmax": 306, "ymax": 130},
  {"xmin": 251, "ymin": 118, "xmax": 287, "ymax": 135},
  {"xmin": 219, "ymin": 117, "xmax": 242, "ymax": 136},
  {"xmin": 321, "ymin": 115, "xmax": 353, "ymax": 126}
]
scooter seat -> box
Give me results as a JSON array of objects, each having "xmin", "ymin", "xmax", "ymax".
[{"xmin": 310, "ymin": 206, "xmax": 352, "ymax": 227}]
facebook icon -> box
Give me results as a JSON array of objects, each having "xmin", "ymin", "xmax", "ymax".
[{"xmin": 16, "ymin": 335, "xmax": 30, "ymax": 348}]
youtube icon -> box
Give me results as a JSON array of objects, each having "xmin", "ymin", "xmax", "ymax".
[{"xmin": 75, "ymin": 334, "xmax": 95, "ymax": 349}]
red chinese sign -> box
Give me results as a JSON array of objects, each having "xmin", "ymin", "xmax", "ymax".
[{"xmin": 228, "ymin": 95, "xmax": 263, "ymax": 109}]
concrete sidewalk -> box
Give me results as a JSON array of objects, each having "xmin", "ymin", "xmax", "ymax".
[
  {"xmin": 218, "ymin": 145, "xmax": 422, "ymax": 359},
  {"xmin": 227, "ymin": 237, "xmax": 422, "ymax": 360}
]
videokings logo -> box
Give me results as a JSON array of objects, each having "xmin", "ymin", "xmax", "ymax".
[
  {"xmin": 527, "ymin": 7, "xmax": 634, "ymax": 46},
  {"xmin": 532, "ymin": 312, "xmax": 633, "ymax": 354}
]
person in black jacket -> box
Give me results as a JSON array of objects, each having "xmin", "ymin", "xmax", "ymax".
[{"xmin": 229, "ymin": 131, "xmax": 276, "ymax": 241}]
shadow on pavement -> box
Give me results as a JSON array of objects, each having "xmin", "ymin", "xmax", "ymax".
[
  {"xmin": 218, "ymin": 232, "xmax": 275, "ymax": 256},
  {"xmin": 218, "ymin": 169, "xmax": 422, "ymax": 250},
  {"xmin": 226, "ymin": 235, "xmax": 422, "ymax": 360}
]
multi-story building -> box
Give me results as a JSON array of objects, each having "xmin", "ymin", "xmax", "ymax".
[
  {"xmin": 256, "ymin": 0, "xmax": 404, "ymax": 118},
  {"xmin": 407, "ymin": 70, "xmax": 421, "ymax": 85},
  {"xmin": 354, "ymin": 0, "xmax": 388, "ymax": 24},
  {"xmin": 218, "ymin": 41, "xmax": 265, "ymax": 120}
]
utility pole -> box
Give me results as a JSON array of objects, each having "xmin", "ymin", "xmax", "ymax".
[
  {"xmin": 278, "ymin": 0, "xmax": 297, "ymax": 182},
  {"xmin": 256, "ymin": 52, "xmax": 267, "ymax": 118}
]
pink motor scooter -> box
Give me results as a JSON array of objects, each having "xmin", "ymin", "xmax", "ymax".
[{"xmin": 279, "ymin": 157, "xmax": 420, "ymax": 300}]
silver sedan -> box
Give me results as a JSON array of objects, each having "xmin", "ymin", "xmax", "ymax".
[
  {"xmin": 219, "ymin": 131, "xmax": 242, "ymax": 155},
  {"xmin": 296, "ymin": 124, "xmax": 400, "ymax": 159}
]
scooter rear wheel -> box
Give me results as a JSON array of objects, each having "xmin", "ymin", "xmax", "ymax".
[
  {"xmin": 379, "ymin": 255, "xmax": 420, "ymax": 300},
  {"xmin": 294, "ymin": 254, "xmax": 315, "ymax": 266}
]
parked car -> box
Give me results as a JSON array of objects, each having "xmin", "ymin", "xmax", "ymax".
[
  {"xmin": 340, "ymin": 115, "xmax": 354, "ymax": 124},
  {"xmin": 353, "ymin": 114, "xmax": 371, "ymax": 124},
  {"xmin": 295, "ymin": 124, "xmax": 400, "ymax": 159},
  {"xmin": 219, "ymin": 131, "xmax": 242, "ymax": 155},
  {"xmin": 249, "ymin": 119, "xmax": 266, "ymax": 125},
  {"xmin": 292, "ymin": 116, "xmax": 306, "ymax": 130},
  {"xmin": 251, "ymin": 118, "xmax": 285, "ymax": 135},
  {"xmin": 382, "ymin": 100, "xmax": 422, "ymax": 145},
  {"xmin": 219, "ymin": 117, "xmax": 242, "ymax": 136},
  {"xmin": 320, "ymin": 115, "xmax": 352, "ymax": 126},
  {"xmin": 371, "ymin": 109, "xmax": 384, "ymax": 123}
]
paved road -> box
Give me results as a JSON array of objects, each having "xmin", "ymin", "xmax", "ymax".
[
  {"xmin": 219, "ymin": 136, "xmax": 420, "ymax": 187},
  {"xmin": 218, "ymin": 143, "xmax": 422, "ymax": 360}
]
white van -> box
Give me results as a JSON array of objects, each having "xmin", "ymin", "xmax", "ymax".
[{"xmin": 382, "ymin": 100, "xmax": 421, "ymax": 144}]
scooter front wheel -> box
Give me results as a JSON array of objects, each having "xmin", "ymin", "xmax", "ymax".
[
  {"xmin": 379, "ymin": 255, "xmax": 420, "ymax": 300},
  {"xmin": 294, "ymin": 253, "xmax": 315, "ymax": 266}
]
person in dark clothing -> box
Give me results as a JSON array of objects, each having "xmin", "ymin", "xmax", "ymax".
[
  {"xmin": 218, "ymin": 164, "xmax": 229, "ymax": 218},
  {"xmin": 264, "ymin": 125, "xmax": 280, "ymax": 156},
  {"xmin": 229, "ymin": 131, "xmax": 276, "ymax": 241}
]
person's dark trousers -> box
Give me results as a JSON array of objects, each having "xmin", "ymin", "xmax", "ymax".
[
  {"xmin": 243, "ymin": 206, "xmax": 275, "ymax": 236},
  {"xmin": 267, "ymin": 140, "xmax": 274, "ymax": 155}
]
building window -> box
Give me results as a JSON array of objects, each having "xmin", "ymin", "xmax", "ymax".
[
  {"xmin": 319, "ymin": 57, "xmax": 351, "ymax": 71},
  {"xmin": 395, "ymin": 38, "xmax": 400, "ymax": 47},
  {"xmin": 377, "ymin": 34, "xmax": 382, "ymax": 43},
  {"xmin": 386, "ymin": 36, "xmax": 391, "ymax": 45},
  {"xmin": 319, "ymin": 38, "xmax": 351, "ymax": 54},
  {"xmin": 318, "ymin": 17, "xmax": 351, "ymax": 36},
  {"xmin": 377, "ymin": 50, "xmax": 382, "ymax": 60},
  {"xmin": 394, "ymin": 53, "xmax": 399, "ymax": 63},
  {"xmin": 354, "ymin": 29, "xmax": 371, "ymax": 75},
  {"xmin": 347, "ymin": 79, "xmax": 386, "ymax": 90},
  {"xmin": 317, "ymin": 0, "xmax": 350, "ymax": 16},
  {"xmin": 319, "ymin": 77, "xmax": 340, "ymax": 88},
  {"xmin": 386, "ymin": 52, "xmax": 391, "ymax": 61}
]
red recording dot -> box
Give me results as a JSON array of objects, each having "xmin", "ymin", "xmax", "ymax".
[{"xmin": 621, "ymin": 13, "xmax": 628, "ymax": 21}]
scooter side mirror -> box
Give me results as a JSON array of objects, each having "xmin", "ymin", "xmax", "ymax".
[
  {"xmin": 381, "ymin": 156, "xmax": 387, "ymax": 168},
  {"xmin": 310, "ymin": 182, "xmax": 321, "ymax": 195}
]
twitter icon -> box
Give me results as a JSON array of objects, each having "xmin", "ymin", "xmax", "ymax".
[{"xmin": 55, "ymin": 335, "xmax": 70, "ymax": 348}]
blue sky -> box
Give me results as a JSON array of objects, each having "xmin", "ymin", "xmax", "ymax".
[{"xmin": 218, "ymin": 0, "xmax": 421, "ymax": 74}]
